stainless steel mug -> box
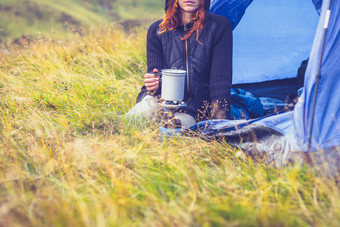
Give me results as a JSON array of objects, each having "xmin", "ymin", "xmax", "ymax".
[{"xmin": 161, "ymin": 69, "xmax": 186, "ymax": 101}]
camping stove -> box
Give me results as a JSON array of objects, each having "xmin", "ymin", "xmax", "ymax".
[
  {"xmin": 158, "ymin": 99, "xmax": 187, "ymax": 110},
  {"xmin": 157, "ymin": 99, "xmax": 187, "ymax": 128}
]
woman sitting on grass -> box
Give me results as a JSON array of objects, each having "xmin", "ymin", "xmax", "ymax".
[{"xmin": 126, "ymin": 0, "xmax": 232, "ymax": 127}]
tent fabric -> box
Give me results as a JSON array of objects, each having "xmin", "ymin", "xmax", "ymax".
[
  {"xmin": 231, "ymin": 0, "xmax": 319, "ymax": 84},
  {"xmin": 210, "ymin": 0, "xmax": 323, "ymax": 28},
  {"xmin": 233, "ymin": 78, "xmax": 301, "ymax": 101},
  {"xmin": 220, "ymin": 0, "xmax": 340, "ymax": 151},
  {"xmin": 294, "ymin": 0, "xmax": 340, "ymax": 151},
  {"xmin": 160, "ymin": 0, "xmax": 340, "ymax": 154},
  {"xmin": 210, "ymin": 0, "xmax": 253, "ymax": 29},
  {"xmin": 313, "ymin": 0, "xmax": 323, "ymax": 14},
  {"xmin": 229, "ymin": 0, "xmax": 339, "ymax": 151}
]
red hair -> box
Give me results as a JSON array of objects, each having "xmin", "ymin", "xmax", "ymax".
[{"xmin": 159, "ymin": 0, "xmax": 207, "ymax": 42}]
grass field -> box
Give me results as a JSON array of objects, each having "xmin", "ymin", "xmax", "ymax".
[
  {"xmin": 0, "ymin": 26, "xmax": 339, "ymax": 226},
  {"xmin": 0, "ymin": 0, "xmax": 163, "ymax": 39}
]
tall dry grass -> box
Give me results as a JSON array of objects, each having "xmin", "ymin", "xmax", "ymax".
[{"xmin": 0, "ymin": 26, "xmax": 339, "ymax": 226}]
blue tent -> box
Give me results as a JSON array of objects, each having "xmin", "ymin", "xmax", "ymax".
[{"xmin": 161, "ymin": 0, "xmax": 340, "ymax": 159}]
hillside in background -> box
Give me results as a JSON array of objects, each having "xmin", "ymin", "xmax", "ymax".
[{"xmin": 0, "ymin": 0, "xmax": 163, "ymax": 40}]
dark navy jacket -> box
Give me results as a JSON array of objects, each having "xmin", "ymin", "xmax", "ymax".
[{"xmin": 137, "ymin": 1, "xmax": 232, "ymax": 120}]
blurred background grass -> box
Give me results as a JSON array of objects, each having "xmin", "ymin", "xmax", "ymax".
[{"xmin": 0, "ymin": 0, "xmax": 163, "ymax": 40}]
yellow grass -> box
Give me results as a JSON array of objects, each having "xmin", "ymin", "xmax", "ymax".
[{"xmin": 0, "ymin": 27, "xmax": 339, "ymax": 226}]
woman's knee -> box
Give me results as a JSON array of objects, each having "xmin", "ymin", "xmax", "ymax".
[{"xmin": 125, "ymin": 95, "xmax": 162, "ymax": 119}]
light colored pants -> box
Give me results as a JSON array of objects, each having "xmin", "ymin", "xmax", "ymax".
[{"xmin": 125, "ymin": 95, "xmax": 196, "ymax": 128}]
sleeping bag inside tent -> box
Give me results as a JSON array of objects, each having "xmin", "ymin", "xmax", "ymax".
[{"xmin": 160, "ymin": 0, "xmax": 340, "ymax": 156}]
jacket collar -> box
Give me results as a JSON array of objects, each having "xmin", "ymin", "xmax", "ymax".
[{"xmin": 177, "ymin": 20, "xmax": 194, "ymax": 30}]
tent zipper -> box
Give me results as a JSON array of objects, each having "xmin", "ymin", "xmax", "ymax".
[{"xmin": 184, "ymin": 24, "xmax": 190, "ymax": 94}]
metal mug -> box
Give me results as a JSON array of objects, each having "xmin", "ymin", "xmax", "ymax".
[{"xmin": 160, "ymin": 69, "xmax": 186, "ymax": 101}]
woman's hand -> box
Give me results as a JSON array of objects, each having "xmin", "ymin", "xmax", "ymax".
[{"xmin": 144, "ymin": 68, "xmax": 160, "ymax": 92}]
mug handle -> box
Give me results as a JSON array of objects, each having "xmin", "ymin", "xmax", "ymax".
[{"xmin": 154, "ymin": 69, "xmax": 162, "ymax": 82}]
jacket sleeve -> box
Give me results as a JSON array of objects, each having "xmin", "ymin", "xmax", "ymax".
[
  {"xmin": 136, "ymin": 21, "xmax": 165, "ymax": 103},
  {"xmin": 209, "ymin": 16, "xmax": 233, "ymax": 119}
]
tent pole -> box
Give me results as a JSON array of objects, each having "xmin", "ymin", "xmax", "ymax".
[{"xmin": 307, "ymin": 0, "xmax": 332, "ymax": 153}]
